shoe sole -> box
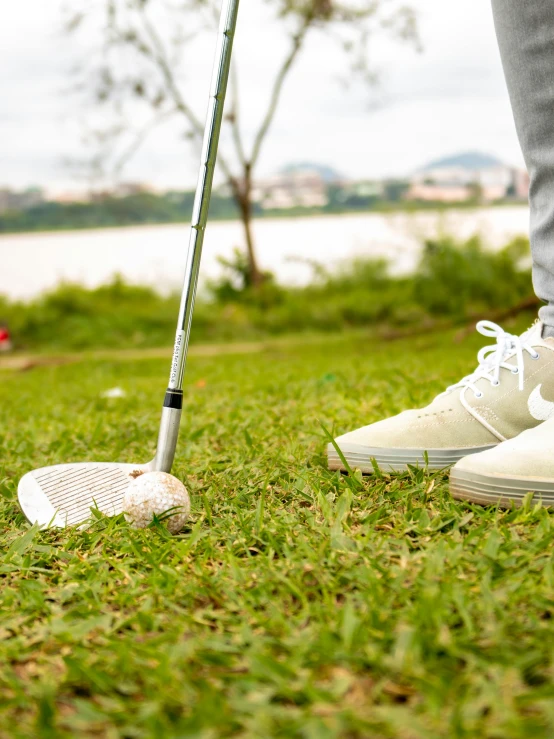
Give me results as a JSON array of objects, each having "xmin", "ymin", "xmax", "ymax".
[
  {"xmin": 327, "ymin": 442, "xmax": 496, "ymax": 474},
  {"xmin": 450, "ymin": 468, "xmax": 554, "ymax": 508}
]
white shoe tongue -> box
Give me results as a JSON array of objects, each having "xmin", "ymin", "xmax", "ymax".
[{"xmin": 520, "ymin": 320, "xmax": 543, "ymax": 344}]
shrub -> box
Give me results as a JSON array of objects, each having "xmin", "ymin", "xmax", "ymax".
[{"xmin": 413, "ymin": 235, "xmax": 531, "ymax": 319}]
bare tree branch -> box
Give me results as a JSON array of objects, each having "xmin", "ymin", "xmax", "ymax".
[
  {"xmin": 135, "ymin": 1, "xmax": 204, "ymax": 135},
  {"xmin": 113, "ymin": 108, "xmax": 178, "ymax": 174},
  {"xmin": 228, "ymin": 61, "xmax": 247, "ymax": 169},
  {"xmin": 249, "ymin": 18, "xmax": 312, "ymax": 169}
]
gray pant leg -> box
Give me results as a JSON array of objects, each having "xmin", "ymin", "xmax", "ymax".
[{"xmin": 492, "ymin": 0, "xmax": 554, "ymax": 327}]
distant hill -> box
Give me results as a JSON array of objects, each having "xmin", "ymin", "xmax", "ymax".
[
  {"xmin": 280, "ymin": 162, "xmax": 343, "ymax": 183},
  {"xmin": 420, "ymin": 151, "xmax": 505, "ymax": 171}
]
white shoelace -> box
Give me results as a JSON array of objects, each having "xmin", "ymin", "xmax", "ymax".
[{"xmin": 443, "ymin": 320, "xmax": 539, "ymax": 398}]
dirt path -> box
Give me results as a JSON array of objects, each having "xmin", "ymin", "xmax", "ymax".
[{"xmin": 0, "ymin": 341, "xmax": 268, "ymax": 372}]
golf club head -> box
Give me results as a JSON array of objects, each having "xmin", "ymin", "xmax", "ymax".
[{"xmin": 18, "ymin": 462, "xmax": 152, "ymax": 528}]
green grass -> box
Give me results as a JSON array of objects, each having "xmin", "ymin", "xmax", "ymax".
[{"xmin": 1, "ymin": 324, "xmax": 554, "ymax": 737}]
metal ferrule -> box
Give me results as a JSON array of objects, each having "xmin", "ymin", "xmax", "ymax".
[{"xmin": 153, "ymin": 406, "xmax": 183, "ymax": 473}]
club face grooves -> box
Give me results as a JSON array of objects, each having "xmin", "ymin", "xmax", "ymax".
[{"xmin": 18, "ymin": 462, "xmax": 149, "ymax": 527}]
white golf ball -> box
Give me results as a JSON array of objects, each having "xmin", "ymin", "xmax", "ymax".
[{"xmin": 123, "ymin": 471, "xmax": 190, "ymax": 534}]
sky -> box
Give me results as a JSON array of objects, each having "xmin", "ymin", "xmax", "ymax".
[{"xmin": 0, "ymin": 0, "xmax": 525, "ymax": 194}]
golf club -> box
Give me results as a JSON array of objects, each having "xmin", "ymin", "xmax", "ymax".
[{"xmin": 17, "ymin": 0, "xmax": 240, "ymax": 528}]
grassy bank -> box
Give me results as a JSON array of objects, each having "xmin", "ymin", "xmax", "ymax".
[
  {"xmin": 0, "ymin": 235, "xmax": 535, "ymax": 352},
  {"xmin": 1, "ymin": 322, "xmax": 554, "ymax": 737}
]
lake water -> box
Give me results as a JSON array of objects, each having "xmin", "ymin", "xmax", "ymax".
[{"xmin": 0, "ymin": 206, "xmax": 530, "ymax": 300}]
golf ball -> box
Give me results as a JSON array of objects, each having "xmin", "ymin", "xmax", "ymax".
[{"xmin": 123, "ymin": 471, "xmax": 190, "ymax": 534}]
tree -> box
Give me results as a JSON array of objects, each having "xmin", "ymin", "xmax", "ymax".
[{"xmin": 65, "ymin": 0, "xmax": 419, "ymax": 287}]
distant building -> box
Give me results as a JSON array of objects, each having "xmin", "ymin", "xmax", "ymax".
[
  {"xmin": 49, "ymin": 190, "xmax": 92, "ymax": 204},
  {"xmin": 0, "ymin": 189, "xmax": 11, "ymax": 213},
  {"xmin": 506, "ymin": 168, "xmax": 530, "ymax": 200},
  {"xmin": 253, "ymin": 169, "xmax": 329, "ymax": 210},
  {"xmin": 407, "ymin": 183, "xmax": 474, "ymax": 203},
  {"xmin": 48, "ymin": 182, "xmax": 155, "ymax": 204},
  {"xmin": 341, "ymin": 181, "xmax": 384, "ymax": 199},
  {"xmin": 0, "ymin": 186, "xmax": 44, "ymax": 213},
  {"xmin": 113, "ymin": 182, "xmax": 155, "ymax": 198},
  {"xmin": 406, "ymin": 151, "xmax": 529, "ymax": 203}
]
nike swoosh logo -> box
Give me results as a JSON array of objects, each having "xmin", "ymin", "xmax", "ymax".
[{"xmin": 528, "ymin": 384, "xmax": 554, "ymax": 421}]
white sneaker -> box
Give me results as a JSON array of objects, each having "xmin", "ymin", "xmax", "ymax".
[
  {"xmin": 328, "ymin": 321, "xmax": 554, "ymax": 473},
  {"xmin": 450, "ymin": 416, "xmax": 554, "ymax": 507}
]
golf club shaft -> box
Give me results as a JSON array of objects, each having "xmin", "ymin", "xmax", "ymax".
[{"xmin": 153, "ymin": 0, "xmax": 240, "ymax": 472}]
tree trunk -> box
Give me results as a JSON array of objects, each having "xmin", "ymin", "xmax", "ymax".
[{"xmin": 235, "ymin": 171, "xmax": 263, "ymax": 288}]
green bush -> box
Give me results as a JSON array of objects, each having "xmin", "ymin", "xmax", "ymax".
[
  {"xmin": 413, "ymin": 235, "xmax": 531, "ymax": 318},
  {"xmin": 3, "ymin": 277, "xmax": 180, "ymax": 351}
]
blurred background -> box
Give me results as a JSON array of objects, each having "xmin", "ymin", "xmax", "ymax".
[{"xmin": 0, "ymin": 0, "xmax": 535, "ymax": 353}]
